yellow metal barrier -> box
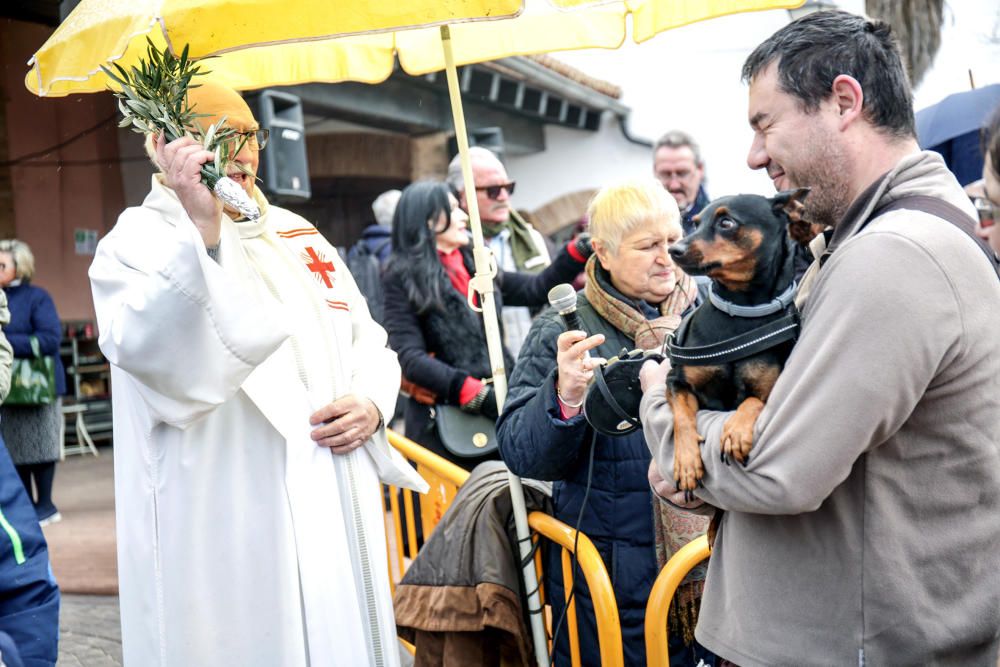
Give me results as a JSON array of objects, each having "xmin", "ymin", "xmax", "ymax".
[
  {"xmin": 382, "ymin": 429, "xmax": 624, "ymax": 667},
  {"xmin": 644, "ymin": 534, "xmax": 711, "ymax": 667}
]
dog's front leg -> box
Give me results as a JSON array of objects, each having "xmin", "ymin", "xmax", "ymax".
[
  {"xmin": 721, "ymin": 397, "xmax": 764, "ymax": 464},
  {"xmin": 668, "ymin": 385, "xmax": 704, "ymax": 499}
]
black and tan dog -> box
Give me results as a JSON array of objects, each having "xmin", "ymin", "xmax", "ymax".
[{"xmin": 665, "ymin": 189, "xmax": 809, "ymax": 540}]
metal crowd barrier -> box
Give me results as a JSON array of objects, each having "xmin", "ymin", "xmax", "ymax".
[
  {"xmin": 644, "ymin": 534, "xmax": 712, "ymax": 667},
  {"xmin": 383, "ymin": 429, "xmax": 624, "ymax": 667}
]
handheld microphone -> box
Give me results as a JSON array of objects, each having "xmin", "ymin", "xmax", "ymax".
[{"xmin": 547, "ymin": 283, "xmax": 583, "ymax": 333}]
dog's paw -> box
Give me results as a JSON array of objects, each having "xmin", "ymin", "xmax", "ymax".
[
  {"xmin": 673, "ymin": 429, "xmax": 706, "ymax": 496},
  {"xmin": 722, "ymin": 410, "xmax": 756, "ymax": 465}
]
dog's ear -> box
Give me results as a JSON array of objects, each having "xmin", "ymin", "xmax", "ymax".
[{"xmin": 770, "ymin": 187, "xmax": 810, "ymax": 224}]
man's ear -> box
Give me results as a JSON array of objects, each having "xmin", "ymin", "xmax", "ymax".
[
  {"xmin": 771, "ymin": 187, "xmax": 811, "ymax": 224},
  {"xmin": 830, "ymin": 74, "xmax": 864, "ymax": 129}
]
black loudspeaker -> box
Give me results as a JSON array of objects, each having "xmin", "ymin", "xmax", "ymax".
[
  {"xmin": 449, "ymin": 126, "xmax": 506, "ymax": 162},
  {"xmin": 250, "ymin": 90, "xmax": 311, "ymax": 201}
]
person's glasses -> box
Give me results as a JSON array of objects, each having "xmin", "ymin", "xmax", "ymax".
[
  {"xmin": 235, "ymin": 128, "xmax": 269, "ymax": 151},
  {"xmin": 476, "ymin": 182, "xmax": 516, "ymax": 200},
  {"xmin": 974, "ymin": 197, "xmax": 997, "ymax": 230}
]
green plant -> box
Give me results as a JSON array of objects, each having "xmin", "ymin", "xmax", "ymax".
[{"xmin": 102, "ymin": 39, "xmax": 259, "ymax": 219}]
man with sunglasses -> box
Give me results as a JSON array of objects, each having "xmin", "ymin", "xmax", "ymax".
[
  {"xmin": 89, "ymin": 82, "xmax": 424, "ymax": 666},
  {"xmin": 446, "ymin": 146, "xmax": 552, "ymax": 358}
]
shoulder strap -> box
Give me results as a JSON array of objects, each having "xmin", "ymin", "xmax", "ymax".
[{"xmin": 869, "ymin": 195, "xmax": 999, "ymax": 279}]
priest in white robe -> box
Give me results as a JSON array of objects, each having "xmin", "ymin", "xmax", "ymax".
[{"xmin": 89, "ymin": 82, "xmax": 426, "ymax": 667}]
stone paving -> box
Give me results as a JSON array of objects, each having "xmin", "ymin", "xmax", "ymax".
[{"xmin": 57, "ymin": 595, "xmax": 122, "ymax": 667}]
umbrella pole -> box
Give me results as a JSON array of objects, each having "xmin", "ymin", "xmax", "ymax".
[{"xmin": 439, "ymin": 25, "xmax": 551, "ymax": 667}]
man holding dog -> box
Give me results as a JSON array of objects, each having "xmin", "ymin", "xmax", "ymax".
[{"xmin": 641, "ymin": 10, "xmax": 1000, "ymax": 665}]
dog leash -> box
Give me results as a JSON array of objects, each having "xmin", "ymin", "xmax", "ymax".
[{"xmin": 666, "ymin": 310, "xmax": 800, "ymax": 366}]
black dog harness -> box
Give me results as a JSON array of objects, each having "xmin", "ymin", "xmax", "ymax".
[{"xmin": 666, "ymin": 284, "xmax": 801, "ymax": 366}]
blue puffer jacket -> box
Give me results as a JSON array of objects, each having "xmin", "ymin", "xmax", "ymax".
[
  {"xmin": 3, "ymin": 284, "xmax": 65, "ymax": 396},
  {"xmin": 0, "ymin": 436, "xmax": 60, "ymax": 666},
  {"xmin": 498, "ymin": 279, "xmax": 675, "ymax": 666}
]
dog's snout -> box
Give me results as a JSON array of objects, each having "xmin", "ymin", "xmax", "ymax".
[{"xmin": 669, "ymin": 242, "xmax": 688, "ymax": 259}]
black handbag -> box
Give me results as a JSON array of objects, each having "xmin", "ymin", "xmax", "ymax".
[
  {"xmin": 433, "ymin": 404, "xmax": 498, "ymax": 458},
  {"xmin": 6, "ymin": 336, "xmax": 57, "ymax": 406}
]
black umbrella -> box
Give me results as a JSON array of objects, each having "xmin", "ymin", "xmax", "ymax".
[{"xmin": 916, "ymin": 83, "xmax": 1000, "ymax": 185}]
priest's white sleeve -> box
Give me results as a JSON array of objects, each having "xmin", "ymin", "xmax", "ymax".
[{"xmin": 89, "ymin": 208, "xmax": 287, "ymax": 428}]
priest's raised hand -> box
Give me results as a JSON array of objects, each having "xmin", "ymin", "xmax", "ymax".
[
  {"xmin": 309, "ymin": 394, "xmax": 382, "ymax": 454},
  {"xmin": 154, "ymin": 133, "xmax": 223, "ymax": 247}
]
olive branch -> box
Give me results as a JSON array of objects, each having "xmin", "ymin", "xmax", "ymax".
[{"xmin": 102, "ymin": 39, "xmax": 260, "ymax": 218}]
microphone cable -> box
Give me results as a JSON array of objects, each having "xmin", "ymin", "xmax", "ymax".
[{"xmin": 548, "ymin": 426, "xmax": 599, "ymax": 665}]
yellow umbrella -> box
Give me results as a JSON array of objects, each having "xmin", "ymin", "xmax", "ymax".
[
  {"xmin": 25, "ymin": 0, "xmax": 521, "ymax": 96},
  {"xmin": 27, "ymin": 0, "xmax": 802, "ymax": 95}
]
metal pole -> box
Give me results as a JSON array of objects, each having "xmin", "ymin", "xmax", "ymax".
[{"xmin": 439, "ymin": 24, "xmax": 550, "ymax": 667}]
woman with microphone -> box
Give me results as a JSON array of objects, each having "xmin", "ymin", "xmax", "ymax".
[
  {"xmin": 381, "ymin": 180, "xmax": 591, "ymax": 469},
  {"xmin": 497, "ymin": 178, "xmax": 709, "ymax": 666}
]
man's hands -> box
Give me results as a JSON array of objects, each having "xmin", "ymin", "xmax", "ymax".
[
  {"xmin": 648, "ymin": 460, "xmax": 705, "ymax": 509},
  {"xmin": 639, "ymin": 358, "xmax": 671, "ymax": 392},
  {"xmin": 154, "ymin": 133, "xmax": 223, "ymax": 248},
  {"xmin": 309, "ymin": 394, "xmax": 382, "ymax": 455}
]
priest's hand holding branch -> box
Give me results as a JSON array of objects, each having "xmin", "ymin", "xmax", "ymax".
[
  {"xmin": 309, "ymin": 394, "xmax": 382, "ymax": 454},
  {"xmin": 155, "ymin": 133, "xmax": 223, "ymax": 248}
]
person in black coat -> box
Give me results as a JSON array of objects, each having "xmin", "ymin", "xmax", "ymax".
[
  {"xmin": 382, "ymin": 181, "xmax": 591, "ymax": 470},
  {"xmin": 497, "ymin": 178, "xmax": 713, "ymax": 666}
]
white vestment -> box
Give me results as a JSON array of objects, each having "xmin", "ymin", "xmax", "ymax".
[{"xmin": 89, "ymin": 177, "xmax": 426, "ymax": 667}]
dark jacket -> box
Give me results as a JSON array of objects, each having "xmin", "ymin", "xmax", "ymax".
[
  {"xmin": 352, "ymin": 224, "xmax": 393, "ymax": 266},
  {"xmin": 3, "ymin": 284, "xmax": 65, "ymax": 396},
  {"xmin": 681, "ymin": 186, "xmax": 711, "ymax": 237},
  {"xmin": 382, "ymin": 244, "xmax": 585, "ymax": 468},
  {"xmin": 0, "ymin": 437, "xmax": 60, "ymax": 666},
  {"xmin": 497, "ymin": 277, "xmax": 698, "ymax": 667}
]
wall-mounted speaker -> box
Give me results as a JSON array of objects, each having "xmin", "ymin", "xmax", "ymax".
[{"xmin": 249, "ymin": 90, "xmax": 311, "ymax": 201}]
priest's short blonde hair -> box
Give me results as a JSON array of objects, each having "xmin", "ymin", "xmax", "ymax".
[{"xmin": 587, "ymin": 177, "xmax": 681, "ymax": 255}]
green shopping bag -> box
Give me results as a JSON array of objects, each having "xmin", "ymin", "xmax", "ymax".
[{"xmin": 6, "ymin": 336, "xmax": 56, "ymax": 406}]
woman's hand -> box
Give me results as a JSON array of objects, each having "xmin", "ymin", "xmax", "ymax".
[
  {"xmin": 154, "ymin": 133, "xmax": 223, "ymax": 247},
  {"xmin": 555, "ymin": 330, "xmax": 605, "ymax": 414}
]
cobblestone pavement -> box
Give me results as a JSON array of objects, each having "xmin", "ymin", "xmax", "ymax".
[{"xmin": 58, "ymin": 595, "xmax": 122, "ymax": 667}]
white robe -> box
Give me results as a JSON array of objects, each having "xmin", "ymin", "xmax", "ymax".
[{"xmin": 89, "ymin": 177, "xmax": 426, "ymax": 667}]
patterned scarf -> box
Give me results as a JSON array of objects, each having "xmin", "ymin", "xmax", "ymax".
[
  {"xmin": 583, "ymin": 255, "xmax": 697, "ymax": 351},
  {"xmin": 584, "ymin": 255, "xmax": 709, "ymax": 646}
]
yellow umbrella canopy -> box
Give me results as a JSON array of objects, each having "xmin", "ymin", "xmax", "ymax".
[
  {"xmin": 25, "ymin": 0, "xmax": 523, "ymax": 96},
  {"xmin": 28, "ymin": 0, "xmax": 804, "ymax": 96}
]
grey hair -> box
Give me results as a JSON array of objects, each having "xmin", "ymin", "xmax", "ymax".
[
  {"xmin": 0, "ymin": 239, "xmax": 36, "ymax": 281},
  {"xmin": 371, "ymin": 189, "xmax": 402, "ymax": 228},
  {"xmin": 445, "ymin": 146, "xmax": 502, "ymax": 193},
  {"xmin": 653, "ymin": 130, "xmax": 703, "ymax": 168}
]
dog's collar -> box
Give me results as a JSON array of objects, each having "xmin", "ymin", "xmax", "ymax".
[{"xmin": 708, "ymin": 280, "xmax": 798, "ymax": 318}]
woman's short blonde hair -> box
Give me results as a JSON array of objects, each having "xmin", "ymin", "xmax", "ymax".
[
  {"xmin": 0, "ymin": 239, "xmax": 35, "ymax": 281},
  {"xmin": 587, "ymin": 177, "xmax": 681, "ymax": 254}
]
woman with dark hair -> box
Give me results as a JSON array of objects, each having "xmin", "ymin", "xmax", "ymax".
[
  {"xmin": 382, "ymin": 180, "xmax": 591, "ymax": 469},
  {"xmin": 976, "ymin": 104, "xmax": 1000, "ymax": 255}
]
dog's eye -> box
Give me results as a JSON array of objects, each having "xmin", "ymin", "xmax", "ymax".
[{"xmin": 717, "ymin": 217, "xmax": 737, "ymax": 231}]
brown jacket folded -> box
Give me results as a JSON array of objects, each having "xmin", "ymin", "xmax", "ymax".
[{"xmin": 393, "ymin": 461, "xmax": 551, "ymax": 667}]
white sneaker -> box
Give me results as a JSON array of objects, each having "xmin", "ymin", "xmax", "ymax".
[{"xmin": 38, "ymin": 512, "xmax": 62, "ymax": 527}]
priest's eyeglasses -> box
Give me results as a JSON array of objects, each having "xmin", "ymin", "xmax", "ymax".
[{"xmin": 236, "ymin": 128, "xmax": 270, "ymax": 151}]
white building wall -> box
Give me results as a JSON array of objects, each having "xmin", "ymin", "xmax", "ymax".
[{"xmin": 505, "ymin": 1, "xmax": 1000, "ymax": 212}]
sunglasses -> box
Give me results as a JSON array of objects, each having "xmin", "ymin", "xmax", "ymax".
[
  {"xmin": 475, "ymin": 182, "xmax": 516, "ymax": 200},
  {"xmin": 974, "ymin": 197, "xmax": 997, "ymax": 230}
]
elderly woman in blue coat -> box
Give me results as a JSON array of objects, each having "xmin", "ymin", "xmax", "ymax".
[
  {"xmin": 0, "ymin": 240, "xmax": 66, "ymax": 526},
  {"xmin": 497, "ymin": 178, "xmax": 712, "ymax": 666}
]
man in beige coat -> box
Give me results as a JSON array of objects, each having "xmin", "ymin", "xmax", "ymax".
[{"xmin": 640, "ymin": 10, "xmax": 1000, "ymax": 665}]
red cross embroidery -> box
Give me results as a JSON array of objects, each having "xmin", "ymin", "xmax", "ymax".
[{"xmin": 304, "ymin": 246, "xmax": 336, "ymax": 288}]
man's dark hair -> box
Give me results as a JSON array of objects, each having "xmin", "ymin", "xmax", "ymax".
[{"xmin": 742, "ymin": 10, "xmax": 915, "ymax": 139}]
